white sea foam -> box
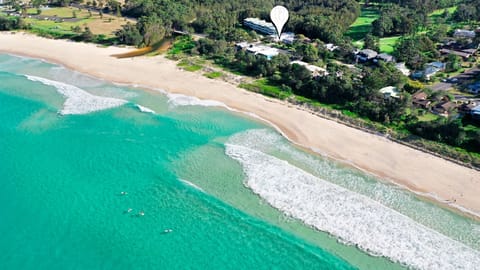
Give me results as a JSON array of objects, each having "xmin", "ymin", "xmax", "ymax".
[
  {"xmin": 167, "ymin": 93, "xmax": 226, "ymax": 108},
  {"xmin": 225, "ymin": 132, "xmax": 480, "ymax": 270},
  {"xmin": 179, "ymin": 178, "xmax": 204, "ymax": 192},
  {"xmin": 25, "ymin": 75, "xmax": 127, "ymax": 115},
  {"xmin": 135, "ymin": 104, "xmax": 156, "ymax": 114}
]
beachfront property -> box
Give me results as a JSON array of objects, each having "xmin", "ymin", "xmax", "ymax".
[
  {"xmin": 290, "ymin": 60, "xmax": 328, "ymax": 77},
  {"xmin": 235, "ymin": 42, "xmax": 281, "ymax": 60},
  {"xmin": 243, "ymin": 18, "xmax": 277, "ymax": 36}
]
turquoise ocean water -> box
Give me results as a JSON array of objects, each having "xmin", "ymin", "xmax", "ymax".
[{"xmin": 1, "ymin": 54, "xmax": 479, "ymax": 270}]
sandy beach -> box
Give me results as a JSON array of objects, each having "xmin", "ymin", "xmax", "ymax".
[{"xmin": 1, "ymin": 32, "xmax": 479, "ymax": 219}]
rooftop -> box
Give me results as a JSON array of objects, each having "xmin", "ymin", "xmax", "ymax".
[
  {"xmin": 379, "ymin": 86, "xmax": 400, "ymax": 98},
  {"xmin": 243, "ymin": 18, "xmax": 276, "ymax": 35},
  {"xmin": 395, "ymin": 62, "xmax": 411, "ymax": 76},
  {"xmin": 454, "ymin": 29, "xmax": 476, "ymax": 38}
]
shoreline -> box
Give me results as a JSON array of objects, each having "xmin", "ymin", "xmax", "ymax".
[{"xmin": 1, "ymin": 32, "xmax": 479, "ymax": 220}]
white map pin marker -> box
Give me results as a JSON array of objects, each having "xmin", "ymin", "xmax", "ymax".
[{"xmin": 270, "ymin": 5, "xmax": 289, "ymax": 40}]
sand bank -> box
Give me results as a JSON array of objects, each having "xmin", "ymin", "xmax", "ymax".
[{"xmin": 1, "ymin": 32, "xmax": 479, "ymax": 218}]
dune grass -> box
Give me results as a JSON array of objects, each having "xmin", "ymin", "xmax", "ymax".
[
  {"xmin": 177, "ymin": 58, "xmax": 203, "ymax": 72},
  {"xmin": 204, "ymin": 71, "xmax": 223, "ymax": 79},
  {"xmin": 239, "ymin": 78, "xmax": 291, "ymax": 99},
  {"xmin": 168, "ymin": 36, "xmax": 196, "ymax": 56}
]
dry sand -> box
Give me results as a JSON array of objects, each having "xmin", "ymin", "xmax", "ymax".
[{"xmin": 1, "ymin": 32, "xmax": 479, "ymax": 218}]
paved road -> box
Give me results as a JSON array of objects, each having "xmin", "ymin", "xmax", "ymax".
[{"xmin": 430, "ymin": 82, "xmax": 454, "ymax": 91}]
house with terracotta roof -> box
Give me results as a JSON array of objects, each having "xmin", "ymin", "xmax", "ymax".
[
  {"xmin": 433, "ymin": 101, "xmax": 457, "ymax": 116},
  {"xmin": 412, "ymin": 91, "xmax": 431, "ymax": 109}
]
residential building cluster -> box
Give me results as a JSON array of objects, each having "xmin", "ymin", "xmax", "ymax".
[{"xmin": 412, "ymin": 91, "xmax": 480, "ymax": 119}]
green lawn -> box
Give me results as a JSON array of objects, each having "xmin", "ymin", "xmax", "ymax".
[
  {"xmin": 429, "ymin": 6, "xmax": 458, "ymax": 18},
  {"xmin": 379, "ymin": 36, "xmax": 400, "ymax": 53},
  {"xmin": 24, "ymin": 7, "xmax": 131, "ymax": 38},
  {"xmin": 417, "ymin": 112, "xmax": 439, "ymax": 122},
  {"xmin": 345, "ymin": 7, "xmax": 380, "ymax": 41},
  {"xmin": 25, "ymin": 18, "xmax": 90, "ymax": 38}
]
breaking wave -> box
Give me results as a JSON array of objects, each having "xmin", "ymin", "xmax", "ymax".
[
  {"xmin": 167, "ymin": 93, "xmax": 226, "ymax": 108},
  {"xmin": 225, "ymin": 131, "xmax": 480, "ymax": 270},
  {"xmin": 178, "ymin": 178, "xmax": 205, "ymax": 192},
  {"xmin": 25, "ymin": 75, "xmax": 127, "ymax": 115},
  {"xmin": 135, "ymin": 104, "xmax": 156, "ymax": 114}
]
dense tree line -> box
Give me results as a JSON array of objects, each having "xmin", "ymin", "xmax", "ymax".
[
  {"xmin": 117, "ymin": 0, "xmax": 360, "ymax": 46},
  {"xmin": 371, "ymin": 4, "xmax": 423, "ymax": 37},
  {"xmin": 196, "ymin": 37, "xmax": 408, "ymax": 123},
  {"xmin": 408, "ymin": 119, "xmax": 467, "ymax": 146},
  {"xmin": 394, "ymin": 35, "xmax": 438, "ymax": 70},
  {"xmin": 0, "ymin": 15, "xmax": 26, "ymax": 31},
  {"xmin": 453, "ymin": 0, "xmax": 480, "ymax": 22},
  {"xmin": 366, "ymin": 0, "xmax": 456, "ymax": 12}
]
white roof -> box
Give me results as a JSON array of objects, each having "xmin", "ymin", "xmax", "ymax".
[
  {"xmin": 454, "ymin": 29, "xmax": 476, "ymax": 37},
  {"xmin": 395, "ymin": 62, "xmax": 411, "ymax": 76},
  {"xmin": 379, "ymin": 86, "xmax": 400, "ymax": 98},
  {"xmin": 257, "ymin": 48, "xmax": 279, "ymax": 57},
  {"xmin": 325, "ymin": 43, "xmax": 339, "ymax": 51}
]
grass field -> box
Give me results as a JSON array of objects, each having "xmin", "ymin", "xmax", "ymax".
[
  {"xmin": 25, "ymin": 7, "xmax": 133, "ymax": 38},
  {"xmin": 379, "ymin": 36, "xmax": 401, "ymax": 53},
  {"xmin": 345, "ymin": 7, "xmax": 380, "ymax": 41},
  {"xmin": 429, "ymin": 6, "xmax": 458, "ymax": 20},
  {"xmin": 417, "ymin": 112, "xmax": 439, "ymax": 122}
]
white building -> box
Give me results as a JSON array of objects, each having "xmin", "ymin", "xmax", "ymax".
[
  {"xmin": 246, "ymin": 44, "xmax": 279, "ymax": 59},
  {"xmin": 453, "ymin": 29, "xmax": 476, "ymax": 39},
  {"xmin": 243, "ymin": 18, "xmax": 276, "ymax": 36},
  {"xmin": 325, "ymin": 43, "xmax": 339, "ymax": 51},
  {"xmin": 279, "ymin": 32, "xmax": 295, "ymax": 44},
  {"xmin": 379, "ymin": 86, "xmax": 400, "ymax": 99}
]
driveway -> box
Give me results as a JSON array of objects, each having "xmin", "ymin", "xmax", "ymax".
[{"xmin": 430, "ymin": 67, "xmax": 480, "ymax": 91}]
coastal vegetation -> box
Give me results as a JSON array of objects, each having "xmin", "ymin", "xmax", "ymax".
[{"xmin": 1, "ymin": 0, "xmax": 479, "ymax": 166}]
